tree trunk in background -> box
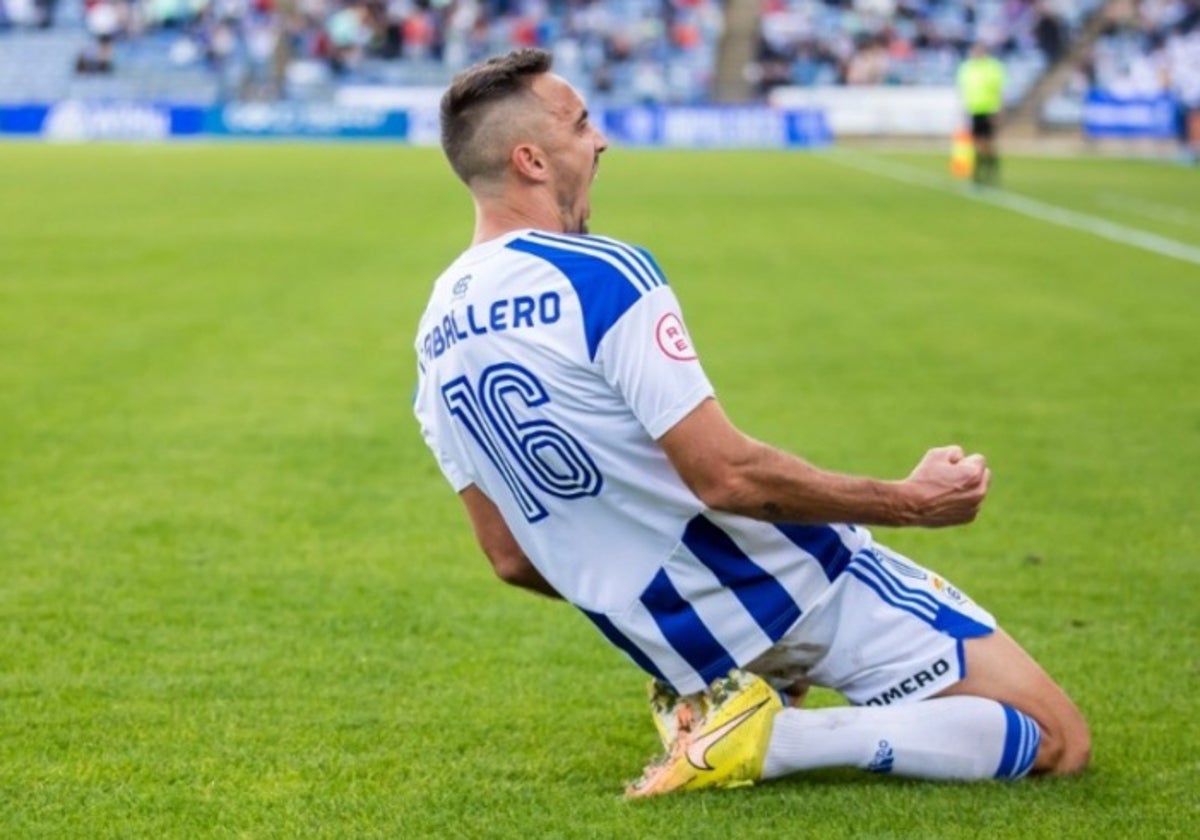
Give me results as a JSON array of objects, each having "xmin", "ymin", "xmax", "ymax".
[{"xmin": 713, "ymin": 0, "xmax": 760, "ymax": 103}]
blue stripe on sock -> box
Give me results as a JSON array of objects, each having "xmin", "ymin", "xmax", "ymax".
[
  {"xmin": 995, "ymin": 705, "xmax": 1042, "ymax": 779},
  {"xmin": 996, "ymin": 705, "xmax": 1021, "ymax": 778},
  {"xmin": 1019, "ymin": 714, "xmax": 1042, "ymax": 777}
]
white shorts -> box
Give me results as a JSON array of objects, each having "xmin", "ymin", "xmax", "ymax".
[{"xmin": 746, "ymin": 543, "xmax": 995, "ymax": 706}]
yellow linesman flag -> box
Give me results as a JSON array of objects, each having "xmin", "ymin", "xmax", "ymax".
[{"xmin": 949, "ymin": 128, "xmax": 974, "ymax": 179}]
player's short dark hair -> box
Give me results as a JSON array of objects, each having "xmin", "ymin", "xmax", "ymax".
[{"xmin": 440, "ymin": 48, "xmax": 554, "ymax": 185}]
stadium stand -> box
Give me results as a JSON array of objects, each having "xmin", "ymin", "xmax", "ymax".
[
  {"xmin": 12, "ymin": 0, "xmax": 1196, "ymax": 152},
  {"xmin": 1085, "ymin": 0, "xmax": 1199, "ymax": 96},
  {"xmin": 750, "ymin": 0, "xmax": 1106, "ymax": 105},
  {"xmin": 0, "ymin": 0, "xmax": 1109, "ymax": 108}
]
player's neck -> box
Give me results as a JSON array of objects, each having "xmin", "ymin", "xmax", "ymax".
[{"xmin": 471, "ymin": 193, "xmax": 568, "ymax": 246}]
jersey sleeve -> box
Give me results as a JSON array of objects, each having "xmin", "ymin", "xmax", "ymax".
[{"xmin": 595, "ymin": 284, "xmax": 715, "ymax": 440}]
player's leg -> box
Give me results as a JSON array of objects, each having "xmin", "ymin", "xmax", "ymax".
[
  {"xmin": 762, "ymin": 691, "xmax": 1038, "ymax": 781},
  {"xmin": 634, "ymin": 547, "xmax": 1088, "ymax": 791},
  {"xmin": 757, "ymin": 546, "xmax": 1074, "ymax": 781},
  {"xmin": 970, "ymin": 114, "xmax": 989, "ymax": 184},
  {"xmin": 971, "ymin": 114, "xmax": 1000, "ymax": 184},
  {"xmin": 935, "ymin": 627, "xmax": 1090, "ymax": 775}
]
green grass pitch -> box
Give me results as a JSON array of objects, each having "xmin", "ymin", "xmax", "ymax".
[{"xmin": 1, "ymin": 143, "xmax": 1197, "ymax": 838}]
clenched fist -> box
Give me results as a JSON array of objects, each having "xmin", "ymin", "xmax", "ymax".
[{"xmin": 899, "ymin": 445, "xmax": 991, "ymax": 527}]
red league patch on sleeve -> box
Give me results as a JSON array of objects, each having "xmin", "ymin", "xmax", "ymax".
[{"xmin": 655, "ymin": 312, "xmax": 697, "ymax": 361}]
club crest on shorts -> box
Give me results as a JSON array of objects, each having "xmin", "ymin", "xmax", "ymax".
[{"xmin": 656, "ymin": 312, "xmax": 697, "ymax": 361}]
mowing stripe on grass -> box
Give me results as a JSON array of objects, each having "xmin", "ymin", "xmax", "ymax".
[{"xmin": 825, "ymin": 151, "xmax": 1200, "ymax": 267}]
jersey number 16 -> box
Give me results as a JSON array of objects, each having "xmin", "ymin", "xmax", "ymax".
[{"xmin": 442, "ymin": 362, "xmax": 603, "ymax": 522}]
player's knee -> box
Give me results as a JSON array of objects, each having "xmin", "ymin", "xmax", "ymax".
[
  {"xmin": 1055, "ymin": 724, "xmax": 1092, "ymax": 775},
  {"xmin": 1037, "ymin": 716, "xmax": 1091, "ymax": 776}
]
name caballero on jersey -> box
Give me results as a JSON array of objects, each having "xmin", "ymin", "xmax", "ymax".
[{"xmin": 420, "ymin": 291, "xmax": 562, "ymax": 365}]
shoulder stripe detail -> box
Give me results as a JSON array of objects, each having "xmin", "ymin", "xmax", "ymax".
[
  {"xmin": 506, "ymin": 234, "xmax": 644, "ymax": 361},
  {"xmin": 575, "ymin": 234, "xmax": 667, "ymax": 290},
  {"xmin": 682, "ymin": 515, "xmax": 803, "ymax": 642},
  {"xmin": 526, "ymin": 231, "xmax": 666, "ymax": 292},
  {"xmin": 640, "ymin": 568, "xmax": 737, "ymax": 685}
]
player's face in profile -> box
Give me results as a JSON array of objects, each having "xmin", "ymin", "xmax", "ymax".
[{"xmin": 531, "ymin": 74, "xmax": 608, "ymax": 234}]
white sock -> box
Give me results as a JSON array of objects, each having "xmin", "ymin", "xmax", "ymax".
[{"xmin": 761, "ymin": 696, "xmax": 1041, "ymax": 781}]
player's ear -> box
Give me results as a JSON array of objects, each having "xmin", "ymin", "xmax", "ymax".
[{"xmin": 511, "ymin": 143, "xmax": 548, "ymax": 182}]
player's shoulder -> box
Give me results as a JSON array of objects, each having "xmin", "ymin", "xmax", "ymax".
[{"xmin": 505, "ymin": 230, "xmax": 668, "ymax": 295}]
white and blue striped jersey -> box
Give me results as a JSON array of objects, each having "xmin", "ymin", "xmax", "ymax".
[{"xmin": 413, "ymin": 229, "xmax": 872, "ymax": 694}]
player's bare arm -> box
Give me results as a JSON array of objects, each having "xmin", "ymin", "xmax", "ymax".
[
  {"xmin": 658, "ymin": 398, "xmax": 989, "ymax": 527},
  {"xmin": 459, "ymin": 484, "xmax": 562, "ymax": 598}
]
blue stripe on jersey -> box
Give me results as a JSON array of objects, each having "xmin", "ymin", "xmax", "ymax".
[
  {"xmin": 995, "ymin": 705, "xmax": 1042, "ymax": 779},
  {"xmin": 528, "ymin": 231, "xmax": 666, "ymax": 293},
  {"xmin": 631, "ymin": 244, "xmax": 668, "ymax": 286},
  {"xmin": 580, "ymin": 608, "xmax": 667, "ymax": 682},
  {"xmin": 578, "ymin": 609, "xmax": 672, "ymax": 681},
  {"xmin": 774, "ymin": 523, "xmax": 853, "ymax": 581},
  {"xmin": 682, "ymin": 515, "xmax": 802, "ymax": 642},
  {"xmin": 506, "ymin": 235, "xmax": 645, "ymax": 361},
  {"xmin": 640, "ymin": 568, "xmax": 737, "ymax": 685}
]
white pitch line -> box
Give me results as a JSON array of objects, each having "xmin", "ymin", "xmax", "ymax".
[
  {"xmin": 824, "ymin": 151, "xmax": 1200, "ymax": 268},
  {"xmin": 1095, "ymin": 191, "xmax": 1200, "ymax": 227}
]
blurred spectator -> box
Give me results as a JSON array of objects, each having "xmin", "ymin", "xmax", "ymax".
[
  {"xmin": 1164, "ymin": 3, "xmax": 1200, "ymax": 159},
  {"xmin": 1033, "ymin": 0, "xmax": 1067, "ymax": 62},
  {"xmin": 325, "ymin": 0, "xmax": 372, "ymax": 72},
  {"xmin": 77, "ymin": 0, "xmax": 122, "ymax": 72},
  {"xmin": 846, "ymin": 35, "xmax": 890, "ymax": 84},
  {"xmin": 1081, "ymin": 0, "xmax": 1199, "ymax": 159},
  {"xmin": 4, "ymin": 0, "xmax": 45, "ymax": 26},
  {"xmin": 751, "ymin": 0, "xmax": 1104, "ymax": 98},
  {"xmin": 37, "ymin": 0, "xmax": 61, "ymax": 27}
]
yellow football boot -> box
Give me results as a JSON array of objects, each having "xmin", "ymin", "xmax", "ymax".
[
  {"xmin": 627, "ymin": 669, "xmax": 783, "ymax": 798},
  {"xmin": 647, "ymin": 677, "xmax": 706, "ymax": 750}
]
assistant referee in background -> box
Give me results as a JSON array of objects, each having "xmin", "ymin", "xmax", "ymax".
[{"xmin": 958, "ymin": 42, "xmax": 1008, "ymax": 186}]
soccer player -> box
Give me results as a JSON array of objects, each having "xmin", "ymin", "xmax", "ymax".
[
  {"xmin": 957, "ymin": 42, "xmax": 1007, "ymax": 186},
  {"xmin": 413, "ymin": 48, "xmax": 1090, "ymax": 796}
]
